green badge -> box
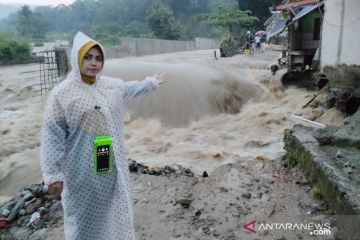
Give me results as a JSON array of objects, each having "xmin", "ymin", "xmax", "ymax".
[{"xmin": 93, "ymin": 135, "xmax": 113, "ymax": 175}]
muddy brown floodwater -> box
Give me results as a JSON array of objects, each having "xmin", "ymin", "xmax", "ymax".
[{"xmin": 0, "ymin": 49, "xmax": 344, "ymax": 239}]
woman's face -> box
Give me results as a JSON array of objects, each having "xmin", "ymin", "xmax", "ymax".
[{"xmin": 80, "ymin": 47, "xmax": 103, "ymax": 77}]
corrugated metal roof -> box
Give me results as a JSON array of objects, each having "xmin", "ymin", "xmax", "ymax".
[
  {"xmin": 264, "ymin": 13, "xmax": 279, "ymax": 27},
  {"xmin": 292, "ymin": 2, "xmax": 324, "ymax": 21},
  {"xmin": 267, "ymin": 19, "xmax": 288, "ymax": 38},
  {"xmin": 289, "ymin": 5, "xmax": 304, "ymax": 16}
]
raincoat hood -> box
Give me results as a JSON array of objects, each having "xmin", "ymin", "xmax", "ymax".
[{"xmin": 70, "ymin": 31, "xmax": 105, "ymax": 84}]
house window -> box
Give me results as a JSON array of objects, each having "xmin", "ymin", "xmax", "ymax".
[{"xmin": 313, "ymin": 18, "xmax": 321, "ymax": 40}]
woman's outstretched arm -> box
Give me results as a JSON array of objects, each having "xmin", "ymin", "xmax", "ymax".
[{"xmin": 123, "ymin": 72, "xmax": 169, "ymax": 103}]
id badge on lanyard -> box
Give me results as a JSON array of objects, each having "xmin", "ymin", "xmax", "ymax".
[
  {"xmin": 93, "ymin": 135, "xmax": 113, "ymax": 175},
  {"xmin": 88, "ymin": 88, "xmax": 113, "ymax": 175}
]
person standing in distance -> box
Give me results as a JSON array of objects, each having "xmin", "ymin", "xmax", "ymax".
[{"xmin": 40, "ymin": 31, "xmax": 169, "ymax": 240}]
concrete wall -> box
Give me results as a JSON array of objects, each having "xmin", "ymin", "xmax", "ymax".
[
  {"xmin": 105, "ymin": 37, "xmax": 221, "ymax": 59},
  {"xmin": 321, "ymin": 0, "xmax": 360, "ymax": 67},
  {"xmin": 195, "ymin": 37, "xmax": 221, "ymax": 50}
]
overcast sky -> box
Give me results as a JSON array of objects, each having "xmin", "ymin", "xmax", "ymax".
[{"xmin": 0, "ymin": 0, "xmax": 75, "ymax": 6}]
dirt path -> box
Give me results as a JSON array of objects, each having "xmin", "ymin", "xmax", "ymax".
[{"xmin": 44, "ymin": 158, "xmax": 331, "ymax": 240}]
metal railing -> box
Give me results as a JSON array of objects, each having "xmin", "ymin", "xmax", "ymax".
[{"xmin": 26, "ymin": 48, "xmax": 69, "ymax": 98}]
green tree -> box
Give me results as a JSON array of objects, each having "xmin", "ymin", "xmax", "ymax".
[
  {"xmin": 4, "ymin": 0, "xmax": 235, "ymax": 40},
  {"xmin": 236, "ymin": 0, "xmax": 273, "ymax": 30},
  {"xmin": 15, "ymin": 5, "xmax": 48, "ymax": 39},
  {"xmin": 35, "ymin": 5, "xmax": 72, "ymax": 33},
  {"xmin": 15, "ymin": 5, "xmax": 32, "ymax": 36},
  {"xmin": 30, "ymin": 14, "xmax": 48, "ymax": 39},
  {"xmin": 148, "ymin": 2, "xmax": 182, "ymax": 40},
  {"xmin": 122, "ymin": 21, "xmax": 153, "ymax": 38},
  {"xmin": 0, "ymin": 32, "xmax": 31, "ymax": 65},
  {"xmin": 69, "ymin": 0, "xmax": 99, "ymax": 33},
  {"xmin": 166, "ymin": 0, "xmax": 221, "ymax": 39},
  {"xmin": 196, "ymin": 2, "xmax": 258, "ymax": 39}
]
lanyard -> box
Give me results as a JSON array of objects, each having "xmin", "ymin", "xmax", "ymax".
[
  {"xmin": 84, "ymin": 85, "xmax": 110, "ymax": 135},
  {"xmin": 84, "ymin": 85, "xmax": 114, "ymax": 175}
]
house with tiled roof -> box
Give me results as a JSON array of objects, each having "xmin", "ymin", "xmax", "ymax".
[
  {"xmin": 275, "ymin": 0, "xmax": 319, "ymax": 10},
  {"xmin": 266, "ymin": 0, "xmax": 360, "ymax": 71},
  {"xmin": 266, "ymin": 0, "xmax": 360, "ymax": 113},
  {"xmin": 265, "ymin": 0, "xmax": 324, "ymax": 72}
]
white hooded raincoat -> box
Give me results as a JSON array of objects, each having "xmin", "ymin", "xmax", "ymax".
[{"xmin": 40, "ymin": 32, "xmax": 158, "ymax": 240}]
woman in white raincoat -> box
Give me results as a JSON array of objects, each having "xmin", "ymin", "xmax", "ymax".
[{"xmin": 40, "ymin": 32, "xmax": 169, "ymax": 240}]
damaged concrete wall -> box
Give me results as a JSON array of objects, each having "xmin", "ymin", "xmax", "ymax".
[
  {"xmin": 321, "ymin": 0, "xmax": 360, "ymax": 67},
  {"xmin": 323, "ymin": 65, "xmax": 360, "ymax": 93},
  {"xmin": 323, "ymin": 65, "xmax": 360, "ymax": 115},
  {"xmin": 283, "ymin": 124, "xmax": 360, "ymax": 238},
  {"xmin": 284, "ymin": 125, "xmax": 360, "ymax": 215}
]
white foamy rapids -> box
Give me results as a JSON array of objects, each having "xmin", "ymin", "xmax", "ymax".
[
  {"xmin": 103, "ymin": 51, "xmax": 344, "ymax": 175},
  {"xmin": 0, "ymin": 63, "xmax": 46, "ymax": 197},
  {"xmin": 104, "ymin": 60, "xmax": 263, "ymax": 127}
]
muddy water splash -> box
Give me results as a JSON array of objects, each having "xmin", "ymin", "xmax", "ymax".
[
  {"xmin": 102, "ymin": 52, "xmax": 344, "ymax": 175},
  {"xmin": 0, "ymin": 51, "xmax": 345, "ymax": 197},
  {"xmin": 101, "ymin": 54, "xmax": 290, "ymax": 174},
  {"xmin": 103, "ymin": 60, "xmax": 263, "ymax": 127}
]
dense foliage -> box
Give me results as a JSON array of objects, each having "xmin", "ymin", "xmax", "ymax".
[
  {"xmin": 0, "ymin": 0, "xmax": 277, "ymax": 43},
  {"xmin": 148, "ymin": 1, "xmax": 181, "ymax": 40},
  {"xmin": 16, "ymin": 5, "xmax": 48, "ymax": 39},
  {"xmin": 33, "ymin": 0, "xmax": 223, "ymax": 42},
  {"xmin": 196, "ymin": 2, "xmax": 259, "ymax": 38},
  {"xmin": 0, "ymin": 33, "xmax": 31, "ymax": 65},
  {"xmin": 236, "ymin": 0, "xmax": 276, "ymax": 30}
]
